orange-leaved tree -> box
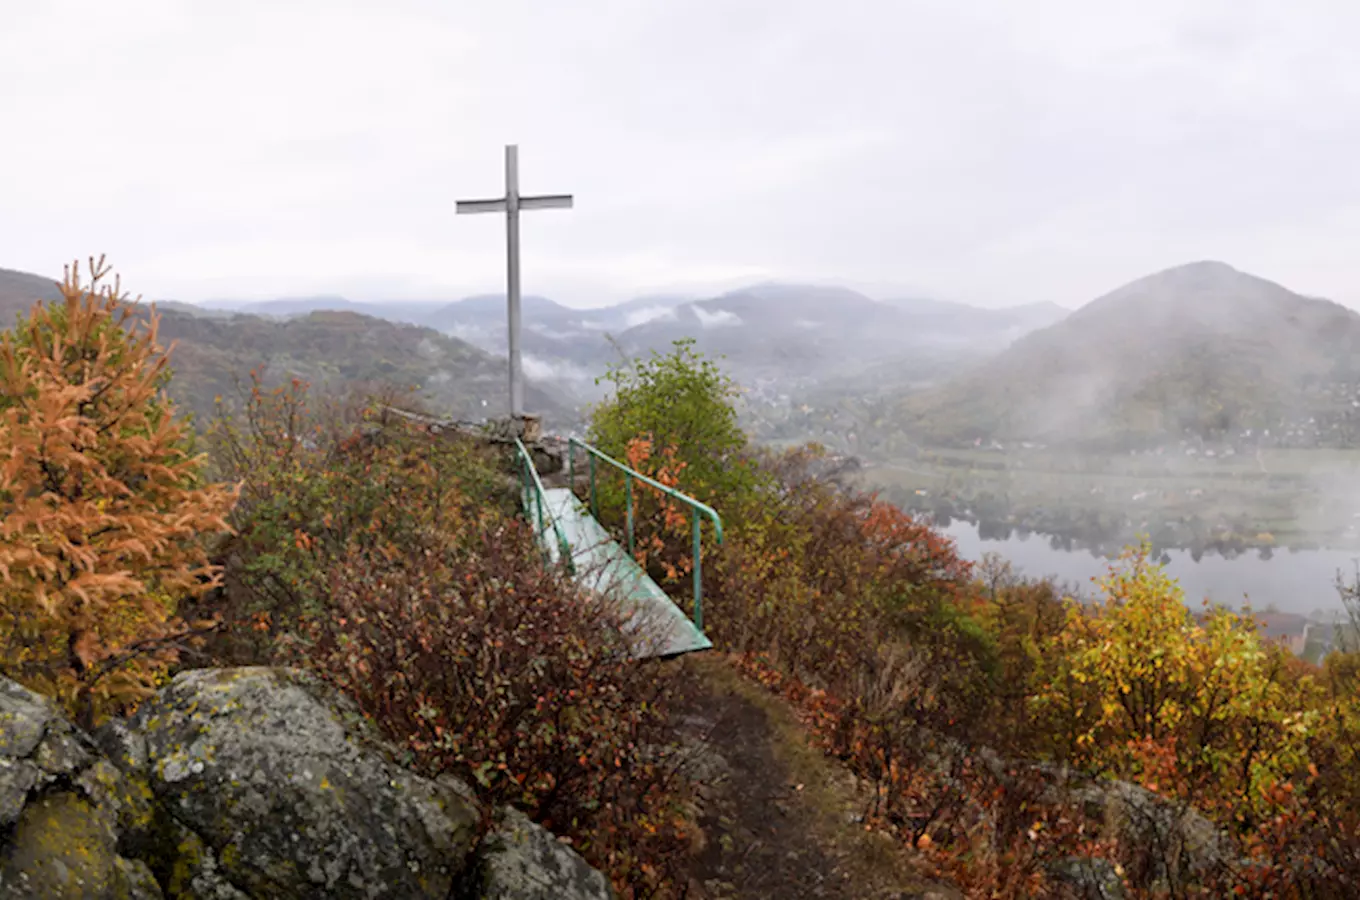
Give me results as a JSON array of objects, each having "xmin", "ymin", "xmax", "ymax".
[{"xmin": 0, "ymin": 257, "xmax": 237, "ymax": 725}]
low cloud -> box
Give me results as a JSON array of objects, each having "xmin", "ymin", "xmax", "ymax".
[
  {"xmin": 624, "ymin": 306, "xmax": 679, "ymax": 328},
  {"xmin": 521, "ymin": 354, "xmax": 595, "ymax": 386},
  {"xmin": 693, "ymin": 306, "xmax": 742, "ymax": 328}
]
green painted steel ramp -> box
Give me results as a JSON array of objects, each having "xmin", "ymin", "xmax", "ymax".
[{"xmin": 538, "ymin": 487, "xmax": 712, "ymax": 659}]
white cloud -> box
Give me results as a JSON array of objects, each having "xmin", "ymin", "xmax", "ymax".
[
  {"xmin": 6, "ymin": 0, "xmax": 1360, "ymax": 309},
  {"xmin": 521, "ymin": 354, "xmax": 594, "ymax": 384},
  {"xmin": 693, "ymin": 306, "xmax": 742, "ymax": 328},
  {"xmin": 624, "ymin": 306, "xmax": 679, "ymax": 328}
]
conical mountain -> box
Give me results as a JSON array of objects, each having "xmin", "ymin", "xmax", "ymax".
[{"xmin": 897, "ymin": 262, "xmax": 1360, "ymax": 448}]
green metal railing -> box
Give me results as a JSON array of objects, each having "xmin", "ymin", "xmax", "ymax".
[
  {"xmin": 567, "ymin": 437, "xmax": 723, "ymax": 632},
  {"xmin": 514, "ymin": 438, "xmax": 574, "ymax": 574}
]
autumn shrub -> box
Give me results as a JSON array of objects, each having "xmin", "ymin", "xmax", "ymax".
[
  {"xmin": 695, "ymin": 444, "xmax": 984, "ymax": 732},
  {"xmin": 1030, "ymin": 545, "xmax": 1318, "ymax": 813},
  {"xmin": 734, "ymin": 653, "xmax": 1117, "ymax": 898},
  {"xmin": 202, "ymin": 372, "xmax": 511, "ymax": 660},
  {"xmin": 1013, "ymin": 544, "xmax": 1360, "ymax": 897},
  {"xmin": 0, "ymin": 257, "xmax": 236, "ymax": 726},
  {"xmin": 206, "ymin": 376, "xmax": 697, "ymax": 896},
  {"xmin": 970, "ymin": 554, "xmax": 1071, "ymax": 751},
  {"xmin": 289, "ymin": 529, "xmax": 695, "ymax": 896},
  {"xmin": 587, "ymin": 348, "xmax": 1101, "ymax": 888}
]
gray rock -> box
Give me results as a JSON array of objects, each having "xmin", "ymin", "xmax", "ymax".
[
  {"xmin": 0, "ymin": 680, "xmax": 59, "ymax": 760},
  {"xmin": 0, "ymin": 790, "xmax": 155, "ymax": 900},
  {"xmin": 130, "ymin": 667, "xmax": 480, "ymax": 899},
  {"xmin": 0, "ymin": 759, "xmax": 41, "ymax": 829},
  {"xmin": 975, "ymin": 752, "xmax": 1229, "ymax": 892},
  {"xmin": 0, "ymin": 677, "xmax": 107, "ymax": 829},
  {"xmin": 160, "ymin": 821, "xmax": 251, "ymax": 900},
  {"xmin": 30, "ymin": 723, "xmax": 91, "ymax": 777},
  {"xmin": 1, "ymin": 669, "xmax": 618, "ymax": 900},
  {"xmin": 92, "ymin": 719, "xmax": 149, "ymax": 774},
  {"xmin": 0, "ymin": 679, "xmax": 161, "ymax": 900},
  {"xmin": 114, "ymin": 857, "xmax": 164, "ymax": 900},
  {"xmin": 476, "ymin": 807, "xmax": 614, "ymax": 900},
  {"xmin": 1047, "ymin": 856, "xmax": 1127, "ymax": 899},
  {"xmin": 1066, "ymin": 778, "xmax": 1228, "ymax": 888}
]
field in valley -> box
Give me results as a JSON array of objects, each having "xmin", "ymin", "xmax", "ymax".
[{"xmin": 857, "ymin": 445, "xmax": 1360, "ymax": 553}]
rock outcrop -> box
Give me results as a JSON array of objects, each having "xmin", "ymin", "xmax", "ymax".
[
  {"xmin": 476, "ymin": 807, "xmax": 614, "ymax": 900},
  {"xmin": 0, "ymin": 669, "xmax": 614, "ymax": 900},
  {"xmin": 0, "ymin": 678, "xmax": 160, "ymax": 899},
  {"xmin": 974, "ymin": 750, "xmax": 1232, "ymax": 893}
]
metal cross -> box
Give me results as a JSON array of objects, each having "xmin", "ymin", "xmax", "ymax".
[{"xmin": 456, "ymin": 144, "xmax": 573, "ymax": 419}]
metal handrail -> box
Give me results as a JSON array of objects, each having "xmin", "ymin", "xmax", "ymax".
[
  {"xmin": 514, "ymin": 438, "xmax": 573, "ymax": 574},
  {"xmin": 567, "ymin": 437, "xmax": 723, "ymax": 632}
]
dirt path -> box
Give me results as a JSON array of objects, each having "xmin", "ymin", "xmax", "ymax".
[{"xmin": 673, "ymin": 655, "xmax": 959, "ymax": 900}]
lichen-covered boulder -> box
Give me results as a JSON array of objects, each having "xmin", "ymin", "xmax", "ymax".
[
  {"xmin": 476, "ymin": 807, "xmax": 614, "ymax": 900},
  {"xmin": 974, "ymin": 751, "xmax": 1230, "ymax": 892},
  {"xmin": 0, "ymin": 678, "xmax": 160, "ymax": 900},
  {"xmin": 2, "ymin": 669, "xmax": 617, "ymax": 900},
  {"xmin": 128, "ymin": 668, "xmax": 479, "ymax": 899},
  {"xmin": 1047, "ymin": 856, "xmax": 1127, "ymax": 900},
  {"xmin": 1063, "ymin": 777, "xmax": 1228, "ymax": 889},
  {"xmin": 0, "ymin": 677, "xmax": 90, "ymax": 830}
]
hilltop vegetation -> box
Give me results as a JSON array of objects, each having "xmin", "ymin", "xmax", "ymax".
[
  {"xmin": 8, "ymin": 261, "xmax": 1360, "ymax": 897},
  {"xmin": 0, "ymin": 262, "xmax": 693, "ymax": 896}
]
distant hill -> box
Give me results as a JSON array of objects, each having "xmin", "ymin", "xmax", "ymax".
[
  {"xmin": 187, "ymin": 283, "xmax": 1064, "ymax": 386},
  {"xmin": 0, "ymin": 267, "xmax": 61, "ymax": 325},
  {"xmin": 894, "ymin": 261, "xmax": 1360, "ymax": 449},
  {"xmin": 2, "ymin": 267, "xmax": 226, "ymax": 323},
  {"xmin": 606, "ymin": 284, "xmax": 1069, "ymax": 390},
  {"xmin": 196, "ymin": 296, "xmax": 449, "ymax": 327},
  {"xmin": 0, "ymin": 266, "xmax": 575, "ymax": 428},
  {"xmin": 152, "ymin": 308, "xmax": 575, "ymax": 426},
  {"xmin": 57, "ymin": 277, "xmax": 1069, "ymax": 408},
  {"xmin": 614, "ymin": 284, "xmax": 902, "ymax": 379}
]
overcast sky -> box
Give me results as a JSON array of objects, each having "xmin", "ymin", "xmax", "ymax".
[{"xmin": 4, "ymin": 0, "xmax": 1360, "ymax": 309}]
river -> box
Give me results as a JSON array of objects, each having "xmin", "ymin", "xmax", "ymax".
[{"xmin": 940, "ymin": 520, "xmax": 1360, "ymax": 616}]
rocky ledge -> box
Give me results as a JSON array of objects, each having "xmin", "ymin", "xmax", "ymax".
[{"xmin": 0, "ymin": 668, "xmax": 613, "ymax": 900}]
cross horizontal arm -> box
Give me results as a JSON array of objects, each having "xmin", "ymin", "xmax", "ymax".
[
  {"xmin": 456, "ymin": 198, "xmax": 507, "ymax": 214},
  {"xmin": 519, "ymin": 194, "xmax": 574, "ymax": 210}
]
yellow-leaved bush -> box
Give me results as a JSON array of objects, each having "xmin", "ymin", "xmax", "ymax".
[
  {"xmin": 0, "ymin": 257, "xmax": 237, "ymax": 726},
  {"xmin": 1031, "ymin": 543, "xmax": 1317, "ymax": 820}
]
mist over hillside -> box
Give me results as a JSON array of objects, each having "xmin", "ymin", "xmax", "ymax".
[
  {"xmin": 22, "ymin": 259, "xmax": 1357, "ymax": 459},
  {"xmin": 891, "ymin": 261, "xmax": 1360, "ymax": 451},
  {"xmin": 187, "ymin": 281, "xmax": 1066, "ymax": 404}
]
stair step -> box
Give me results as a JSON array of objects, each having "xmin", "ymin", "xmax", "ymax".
[{"xmin": 530, "ymin": 488, "xmax": 711, "ymax": 659}]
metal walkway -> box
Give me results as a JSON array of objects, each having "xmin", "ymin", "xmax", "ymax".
[{"xmin": 515, "ymin": 438, "xmax": 719, "ymax": 660}]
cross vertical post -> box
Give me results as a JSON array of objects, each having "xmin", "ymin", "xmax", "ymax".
[
  {"xmin": 456, "ymin": 144, "xmax": 573, "ymax": 420},
  {"xmin": 504, "ymin": 145, "xmax": 523, "ymax": 418}
]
